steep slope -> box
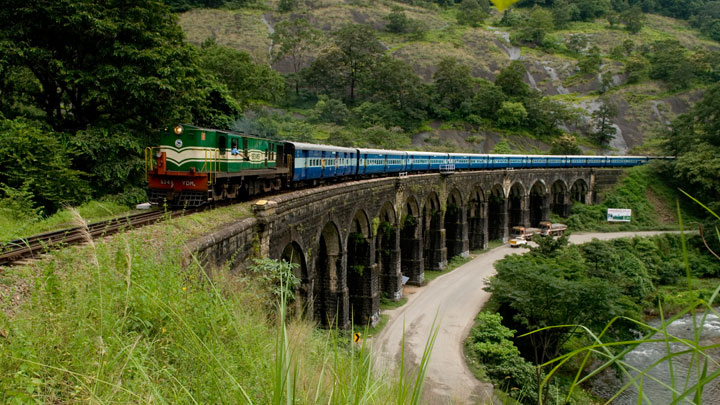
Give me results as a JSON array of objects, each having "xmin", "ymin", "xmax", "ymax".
[{"xmin": 179, "ymin": 1, "xmax": 716, "ymax": 153}]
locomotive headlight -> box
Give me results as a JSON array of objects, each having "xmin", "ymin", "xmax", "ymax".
[
  {"xmin": 156, "ymin": 152, "xmax": 163, "ymax": 158},
  {"xmin": 173, "ymin": 125, "xmax": 183, "ymax": 135}
]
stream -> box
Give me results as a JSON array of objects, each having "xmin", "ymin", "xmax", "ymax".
[{"xmin": 591, "ymin": 311, "xmax": 720, "ymax": 404}]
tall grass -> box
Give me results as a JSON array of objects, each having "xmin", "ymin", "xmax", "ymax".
[
  {"xmin": 0, "ymin": 209, "xmax": 438, "ymax": 403},
  {"xmin": 534, "ymin": 194, "xmax": 720, "ymax": 404}
]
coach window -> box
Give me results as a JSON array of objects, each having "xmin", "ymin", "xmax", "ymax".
[{"xmin": 218, "ymin": 136, "xmax": 226, "ymax": 154}]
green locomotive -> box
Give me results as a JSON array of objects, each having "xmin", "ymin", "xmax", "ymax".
[{"xmin": 146, "ymin": 124, "xmax": 290, "ymax": 207}]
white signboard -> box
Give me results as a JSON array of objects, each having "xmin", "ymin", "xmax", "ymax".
[{"xmin": 607, "ymin": 208, "xmax": 632, "ymax": 222}]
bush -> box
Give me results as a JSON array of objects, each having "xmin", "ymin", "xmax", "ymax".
[{"xmin": 0, "ymin": 118, "xmax": 91, "ymax": 215}]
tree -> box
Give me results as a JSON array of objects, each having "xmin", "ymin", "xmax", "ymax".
[
  {"xmin": 486, "ymin": 253, "xmax": 626, "ymax": 388},
  {"xmin": 578, "ymin": 45, "xmax": 602, "ymax": 74},
  {"xmin": 647, "ymin": 40, "xmax": 695, "ymax": 90},
  {"xmin": 591, "ymin": 97, "xmax": 618, "ymax": 146},
  {"xmin": 495, "ymin": 61, "xmax": 529, "ymax": 98},
  {"xmin": 665, "ymin": 83, "xmax": 720, "ymax": 211},
  {"xmin": 432, "ymin": 57, "xmax": 475, "ymax": 113},
  {"xmin": 0, "ymin": 118, "xmax": 91, "ymax": 214},
  {"xmin": 270, "ymin": 17, "xmax": 321, "ymax": 95},
  {"xmin": 457, "ymin": 0, "xmax": 489, "ymax": 28},
  {"xmin": 198, "ymin": 39, "xmax": 284, "ymax": 106},
  {"xmin": 471, "ymin": 80, "xmax": 506, "ymax": 120},
  {"xmin": 515, "ymin": 6, "xmax": 555, "ymax": 46},
  {"xmin": 552, "ymin": 0, "xmax": 578, "ymax": 29},
  {"xmin": 0, "ymin": 0, "xmax": 240, "ymax": 201},
  {"xmin": 277, "ymin": 0, "xmax": 296, "ymax": 12},
  {"xmin": 550, "ymin": 134, "xmax": 583, "ymax": 155},
  {"xmin": 332, "ymin": 24, "xmax": 385, "ymax": 103},
  {"xmin": 497, "ymin": 101, "xmax": 528, "ymax": 128},
  {"xmin": 621, "ymin": 5, "xmax": 645, "ymax": 33},
  {"xmin": 386, "ymin": 7, "xmax": 411, "ymax": 33},
  {"xmin": 360, "ymin": 56, "xmax": 428, "ymax": 129}
]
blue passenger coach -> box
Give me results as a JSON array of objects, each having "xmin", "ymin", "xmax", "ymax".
[
  {"xmin": 357, "ymin": 148, "xmax": 407, "ymax": 175},
  {"xmin": 287, "ymin": 142, "xmax": 357, "ymax": 181}
]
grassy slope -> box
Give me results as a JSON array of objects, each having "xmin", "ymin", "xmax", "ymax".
[
  {"xmin": 0, "ymin": 201, "xmax": 135, "ymax": 243},
  {"xmin": 178, "ymin": 1, "xmax": 714, "ymax": 153},
  {"xmin": 0, "ymin": 203, "xmax": 405, "ymax": 402}
]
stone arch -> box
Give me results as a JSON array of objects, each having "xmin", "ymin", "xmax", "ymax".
[
  {"xmin": 487, "ymin": 184, "xmax": 507, "ymax": 241},
  {"xmin": 281, "ymin": 241, "xmax": 309, "ymax": 315},
  {"xmin": 401, "ymin": 195, "xmax": 424, "ymax": 285},
  {"xmin": 570, "ymin": 178, "xmax": 589, "ymax": 204},
  {"xmin": 529, "ymin": 180, "xmax": 549, "ymax": 227},
  {"xmin": 508, "ymin": 182, "xmax": 525, "ymax": 232},
  {"xmin": 468, "ymin": 185, "xmax": 487, "ymax": 250},
  {"xmin": 314, "ymin": 221, "xmax": 347, "ymax": 328},
  {"xmin": 550, "ymin": 179, "xmax": 570, "ymax": 217},
  {"xmin": 445, "ymin": 188, "xmax": 469, "ymax": 259},
  {"xmin": 346, "ymin": 209, "xmax": 378, "ymax": 326},
  {"xmin": 423, "ymin": 192, "xmax": 447, "ymax": 271},
  {"xmin": 376, "ymin": 202, "xmax": 402, "ymax": 301}
]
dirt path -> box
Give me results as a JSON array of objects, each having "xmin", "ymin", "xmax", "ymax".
[{"xmin": 371, "ymin": 231, "xmax": 674, "ymax": 404}]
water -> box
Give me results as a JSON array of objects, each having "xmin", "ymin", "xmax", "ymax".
[
  {"xmin": 260, "ymin": 14, "xmax": 274, "ymax": 64},
  {"xmin": 593, "ymin": 311, "xmax": 720, "ymax": 404}
]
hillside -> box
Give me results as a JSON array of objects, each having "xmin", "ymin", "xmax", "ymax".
[{"xmin": 178, "ymin": 0, "xmax": 718, "ymax": 154}]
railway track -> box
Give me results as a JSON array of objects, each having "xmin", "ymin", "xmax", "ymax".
[{"xmin": 0, "ymin": 209, "xmax": 190, "ymax": 266}]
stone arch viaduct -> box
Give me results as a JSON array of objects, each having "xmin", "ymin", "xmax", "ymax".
[{"xmin": 188, "ymin": 168, "xmax": 623, "ymax": 329}]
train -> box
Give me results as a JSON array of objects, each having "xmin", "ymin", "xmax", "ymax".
[{"xmin": 145, "ymin": 124, "xmax": 662, "ymax": 207}]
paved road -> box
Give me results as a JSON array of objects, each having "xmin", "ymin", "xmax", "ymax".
[{"xmin": 371, "ymin": 231, "xmax": 674, "ymax": 404}]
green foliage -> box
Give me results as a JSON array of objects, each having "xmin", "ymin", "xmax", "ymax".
[
  {"xmin": 549, "ymin": 134, "xmax": 582, "ymax": 155},
  {"xmin": 497, "ymin": 101, "xmax": 528, "ymax": 128},
  {"xmin": 456, "ymin": 0, "xmax": 489, "ymax": 27},
  {"xmin": 0, "ymin": 0, "xmax": 241, "ymax": 211},
  {"xmin": 646, "ymin": 40, "xmax": 696, "ymax": 90},
  {"xmin": 248, "ymin": 258, "xmax": 301, "ymax": 304},
  {"xmin": 432, "ymin": 58, "xmax": 475, "ymax": 113},
  {"xmin": 309, "ymin": 96, "xmax": 351, "ymax": 124},
  {"xmin": 0, "ymin": 118, "xmax": 91, "ymax": 215},
  {"xmin": 496, "ymin": 61, "xmax": 530, "ymax": 98},
  {"xmin": 552, "ymin": 0, "xmax": 578, "ymax": 29},
  {"xmin": 0, "ymin": 213, "xmax": 407, "ymax": 403},
  {"xmin": 198, "ymin": 39, "xmax": 284, "ymax": 107},
  {"xmin": 514, "ymin": 6, "xmax": 555, "ymax": 46},
  {"xmin": 466, "ymin": 312, "xmax": 538, "ymax": 403},
  {"xmin": 591, "ymin": 96, "xmax": 618, "ymax": 147},
  {"xmin": 277, "ymin": 0, "xmax": 296, "ymax": 12},
  {"xmin": 492, "ymin": 140, "xmax": 513, "ymax": 153},
  {"xmin": 621, "ymin": 5, "xmax": 645, "ymax": 33},
  {"xmin": 578, "ymin": 45, "xmax": 602, "ymax": 74},
  {"xmin": 664, "ymin": 83, "xmax": 720, "ymax": 212}
]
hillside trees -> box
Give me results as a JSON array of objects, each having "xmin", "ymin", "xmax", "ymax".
[
  {"xmin": 271, "ymin": 17, "xmax": 321, "ymax": 95},
  {"xmin": 664, "ymin": 83, "xmax": 720, "ymax": 211},
  {"xmin": 591, "ymin": 97, "xmax": 618, "ymax": 147},
  {"xmin": 198, "ymin": 39, "xmax": 284, "ymax": 107},
  {"xmin": 0, "ymin": 0, "xmax": 241, "ymax": 208}
]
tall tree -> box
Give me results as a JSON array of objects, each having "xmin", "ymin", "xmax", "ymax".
[
  {"xmin": 0, "ymin": 0, "xmax": 240, "ymax": 199},
  {"xmin": 621, "ymin": 5, "xmax": 645, "ymax": 33},
  {"xmin": 0, "ymin": 0, "xmax": 237, "ymax": 133},
  {"xmin": 516, "ymin": 6, "xmax": 555, "ymax": 45},
  {"xmin": 270, "ymin": 17, "xmax": 321, "ymax": 95},
  {"xmin": 331, "ymin": 24, "xmax": 385, "ymax": 103},
  {"xmin": 591, "ymin": 97, "xmax": 618, "ymax": 147},
  {"xmin": 432, "ymin": 57, "xmax": 475, "ymax": 112},
  {"xmin": 495, "ymin": 60, "xmax": 529, "ymax": 98},
  {"xmin": 198, "ymin": 39, "xmax": 284, "ymax": 106}
]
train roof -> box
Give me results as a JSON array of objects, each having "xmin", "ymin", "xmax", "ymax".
[
  {"xmin": 405, "ymin": 151, "xmax": 448, "ymax": 156},
  {"xmin": 357, "ymin": 148, "xmax": 409, "ymax": 155},
  {"xmin": 286, "ymin": 141, "xmax": 357, "ymax": 153}
]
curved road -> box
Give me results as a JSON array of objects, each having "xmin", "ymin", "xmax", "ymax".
[{"xmin": 371, "ymin": 231, "xmax": 674, "ymax": 404}]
